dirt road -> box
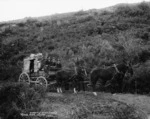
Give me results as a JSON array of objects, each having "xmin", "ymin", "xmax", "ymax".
[{"xmin": 40, "ymin": 91, "xmax": 150, "ymax": 119}]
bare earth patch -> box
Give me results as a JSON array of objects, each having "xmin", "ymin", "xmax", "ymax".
[
  {"xmin": 38, "ymin": 92, "xmax": 150, "ymax": 119},
  {"xmin": 112, "ymin": 93, "xmax": 150, "ymax": 114}
]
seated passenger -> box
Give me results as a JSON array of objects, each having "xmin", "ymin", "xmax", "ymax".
[
  {"xmin": 45, "ymin": 57, "xmax": 49, "ymax": 65},
  {"xmin": 56, "ymin": 59, "xmax": 62, "ymax": 69},
  {"xmin": 51, "ymin": 57, "xmax": 56, "ymax": 66},
  {"xmin": 48, "ymin": 57, "xmax": 51, "ymax": 65}
]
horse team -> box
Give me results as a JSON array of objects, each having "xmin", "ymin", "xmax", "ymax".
[{"xmin": 54, "ymin": 61, "xmax": 133, "ymax": 96}]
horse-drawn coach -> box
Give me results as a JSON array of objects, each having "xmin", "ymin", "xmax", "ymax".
[
  {"xmin": 18, "ymin": 53, "xmax": 133, "ymax": 94},
  {"xmin": 18, "ymin": 53, "xmax": 62, "ymax": 90}
]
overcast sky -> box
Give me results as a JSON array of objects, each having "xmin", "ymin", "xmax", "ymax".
[{"xmin": 0, "ymin": 0, "xmax": 149, "ymax": 22}]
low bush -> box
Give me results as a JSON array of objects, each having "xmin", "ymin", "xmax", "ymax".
[
  {"xmin": 130, "ymin": 61, "xmax": 150, "ymax": 93},
  {"xmin": 0, "ymin": 82, "xmax": 46, "ymax": 119}
]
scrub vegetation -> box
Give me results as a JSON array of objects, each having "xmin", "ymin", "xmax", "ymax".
[{"xmin": 0, "ymin": 1, "xmax": 150, "ymax": 119}]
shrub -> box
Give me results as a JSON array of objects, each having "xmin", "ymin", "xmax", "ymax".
[
  {"xmin": 111, "ymin": 104, "xmax": 146, "ymax": 119},
  {"xmin": 0, "ymin": 65, "xmax": 21, "ymax": 82},
  {"xmin": 17, "ymin": 22, "xmax": 25, "ymax": 27},
  {"xmin": 129, "ymin": 61, "xmax": 150, "ymax": 94},
  {"xmin": 74, "ymin": 10, "xmax": 88, "ymax": 16},
  {"xmin": 115, "ymin": 2, "xmax": 150, "ymax": 17},
  {"xmin": 138, "ymin": 2, "xmax": 150, "ymax": 13},
  {"xmin": 0, "ymin": 83, "xmax": 46, "ymax": 119},
  {"xmin": 138, "ymin": 50, "xmax": 150, "ymax": 62}
]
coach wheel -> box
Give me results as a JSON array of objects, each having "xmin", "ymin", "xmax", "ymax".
[
  {"xmin": 36, "ymin": 76, "xmax": 48, "ymax": 90},
  {"xmin": 19, "ymin": 72, "xmax": 30, "ymax": 85}
]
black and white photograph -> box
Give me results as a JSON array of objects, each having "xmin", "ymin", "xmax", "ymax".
[{"xmin": 0, "ymin": 0, "xmax": 150, "ymax": 118}]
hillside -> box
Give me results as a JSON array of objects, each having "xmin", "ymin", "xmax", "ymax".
[{"xmin": 0, "ymin": 2, "xmax": 150, "ymax": 93}]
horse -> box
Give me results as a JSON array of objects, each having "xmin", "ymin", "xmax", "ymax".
[
  {"xmin": 72, "ymin": 66, "xmax": 88, "ymax": 93},
  {"xmin": 54, "ymin": 69, "xmax": 75, "ymax": 93},
  {"xmin": 54, "ymin": 66, "xmax": 88, "ymax": 93},
  {"xmin": 38, "ymin": 58, "xmax": 65, "ymax": 93},
  {"xmin": 90, "ymin": 62, "xmax": 133, "ymax": 96}
]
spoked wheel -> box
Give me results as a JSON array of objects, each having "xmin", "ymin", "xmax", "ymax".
[
  {"xmin": 36, "ymin": 76, "xmax": 48, "ymax": 90},
  {"xmin": 19, "ymin": 72, "xmax": 30, "ymax": 85}
]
